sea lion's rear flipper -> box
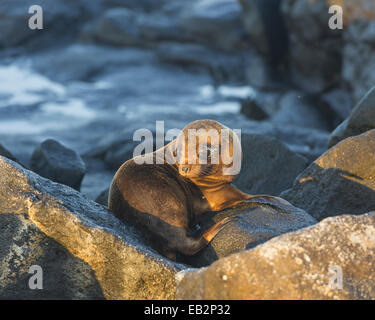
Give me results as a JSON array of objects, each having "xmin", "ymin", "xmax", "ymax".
[{"xmin": 176, "ymin": 217, "xmax": 233, "ymax": 256}]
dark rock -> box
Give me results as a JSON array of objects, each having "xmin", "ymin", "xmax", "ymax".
[
  {"xmin": 101, "ymin": 0, "xmax": 170, "ymax": 12},
  {"xmin": 79, "ymin": 157, "xmax": 114, "ymax": 202},
  {"xmin": 0, "ymin": 156, "xmax": 184, "ymax": 299},
  {"xmin": 238, "ymin": 0, "xmax": 270, "ymax": 55},
  {"xmin": 177, "ymin": 212, "xmax": 375, "ymax": 299},
  {"xmin": 89, "ymin": 1, "xmax": 247, "ymax": 52},
  {"xmin": 156, "ymin": 42, "xmax": 247, "ymax": 83},
  {"xmin": 177, "ymin": 0, "xmax": 247, "ymax": 51},
  {"xmin": 234, "ymin": 133, "xmax": 308, "ymax": 195},
  {"xmin": 239, "ymin": 0, "xmax": 289, "ymax": 66},
  {"xmin": 271, "ymin": 91, "xmax": 333, "ymax": 131},
  {"xmin": 0, "ymin": 0, "xmax": 85, "ymax": 49},
  {"xmin": 137, "ymin": 14, "xmax": 189, "ymax": 43},
  {"xmin": 0, "ymin": 213, "xmax": 105, "ymax": 299},
  {"xmin": 95, "ymin": 188, "xmax": 109, "ymax": 207},
  {"xmin": 92, "ymin": 8, "xmax": 146, "ymax": 47},
  {"xmin": 88, "ymin": 7, "xmax": 188, "ymax": 48},
  {"xmin": 180, "ymin": 201, "xmax": 316, "ymax": 267},
  {"xmin": 281, "ymin": 0, "xmax": 342, "ymax": 93},
  {"xmin": 329, "ymin": 85, "xmax": 375, "ymax": 148},
  {"xmin": 321, "ymin": 89, "xmax": 352, "ymax": 125},
  {"xmin": 30, "ymin": 139, "xmax": 87, "ymax": 191},
  {"xmin": 282, "ymin": 130, "xmax": 375, "ymax": 221},
  {"xmin": 244, "ymin": 50, "xmax": 291, "ymax": 90},
  {"xmin": 0, "ymin": 143, "xmax": 20, "ymax": 164},
  {"xmin": 240, "ymin": 98, "xmax": 269, "ymax": 121},
  {"xmin": 31, "ymin": 44, "xmax": 156, "ymax": 82},
  {"xmin": 85, "ymin": 137, "xmax": 138, "ymax": 171},
  {"xmin": 342, "ymin": 14, "xmax": 375, "ymax": 102},
  {"xmin": 243, "ymin": 121, "xmax": 330, "ymax": 162}
]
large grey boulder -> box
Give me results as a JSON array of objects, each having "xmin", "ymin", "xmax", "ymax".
[
  {"xmin": 234, "ymin": 133, "xmax": 308, "ymax": 196},
  {"xmin": 238, "ymin": 0, "xmax": 289, "ymax": 65},
  {"xmin": 282, "ymin": 130, "xmax": 375, "ymax": 221},
  {"xmin": 92, "ymin": 8, "xmax": 146, "ymax": 47},
  {"xmin": 30, "ymin": 139, "xmax": 87, "ymax": 191},
  {"xmin": 342, "ymin": 3, "xmax": 375, "ymax": 102},
  {"xmin": 329, "ymin": 85, "xmax": 375, "ymax": 148},
  {"xmin": 0, "ymin": 213, "xmax": 104, "ymax": 299},
  {"xmin": 281, "ymin": 0, "xmax": 342, "ymax": 93},
  {"xmin": 0, "ymin": 0, "xmax": 83, "ymax": 48},
  {"xmin": 177, "ymin": 212, "xmax": 375, "ymax": 299},
  {"xmin": 31, "ymin": 44, "xmax": 156, "ymax": 83},
  {"xmin": 180, "ymin": 201, "xmax": 316, "ymax": 267},
  {"xmin": 89, "ymin": 1, "xmax": 246, "ymax": 52},
  {"xmin": 156, "ymin": 42, "xmax": 247, "ymax": 83},
  {"xmin": 0, "ymin": 156, "xmax": 183, "ymax": 299},
  {"xmin": 177, "ymin": 0, "xmax": 246, "ymax": 51}
]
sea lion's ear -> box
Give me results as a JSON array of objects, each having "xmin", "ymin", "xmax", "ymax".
[{"xmin": 173, "ymin": 148, "xmax": 177, "ymax": 157}]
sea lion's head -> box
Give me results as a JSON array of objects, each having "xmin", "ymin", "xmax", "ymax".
[{"xmin": 174, "ymin": 120, "xmax": 242, "ymax": 184}]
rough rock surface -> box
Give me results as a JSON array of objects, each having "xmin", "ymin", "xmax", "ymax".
[
  {"xmin": 180, "ymin": 201, "xmax": 316, "ymax": 267},
  {"xmin": 30, "ymin": 139, "xmax": 87, "ymax": 191},
  {"xmin": 329, "ymin": 85, "xmax": 375, "ymax": 147},
  {"xmin": 0, "ymin": 213, "xmax": 104, "ymax": 299},
  {"xmin": 282, "ymin": 130, "xmax": 375, "ymax": 221},
  {"xmin": 234, "ymin": 133, "xmax": 308, "ymax": 196},
  {"xmin": 177, "ymin": 212, "xmax": 375, "ymax": 299},
  {"xmin": 0, "ymin": 156, "xmax": 184, "ymax": 299}
]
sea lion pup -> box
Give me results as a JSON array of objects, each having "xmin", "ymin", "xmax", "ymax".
[{"xmin": 108, "ymin": 120, "xmax": 291, "ymax": 260}]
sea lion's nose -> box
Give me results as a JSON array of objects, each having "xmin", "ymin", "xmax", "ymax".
[{"xmin": 181, "ymin": 166, "xmax": 189, "ymax": 173}]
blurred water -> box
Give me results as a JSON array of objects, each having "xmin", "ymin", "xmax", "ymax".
[{"xmin": 0, "ymin": 61, "xmax": 254, "ymax": 166}]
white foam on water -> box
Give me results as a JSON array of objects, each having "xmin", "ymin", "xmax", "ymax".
[
  {"xmin": 0, "ymin": 119, "xmax": 67, "ymax": 135},
  {"xmin": 217, "ymin": 85, "xmax": 256, "ymax": 99},
  {"xmin": 40, "ymin": 99, "xmax": 96, "ymax": 119},
  {"xmin": 94, "ymin": 81, "xmax": 112, "ymax": 89},
  {"xmin": 199, "ymin": 84, "xmax": 256, "ymax": 100},
  {"xmin": 194, "ymin": 101, "xmax": 241, "ymax": 115},
  {"xmin": 0, "ymin": 64, "xmax": 65, "ymax": 107},
  {"xmin": 199, "ymin": 85, "xmax": 215, "ymax": 99}
]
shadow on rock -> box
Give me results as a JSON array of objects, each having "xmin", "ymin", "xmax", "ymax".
[{"xmin": 282, "ymin": 130, "xmax": 375, "ymax": 220}]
